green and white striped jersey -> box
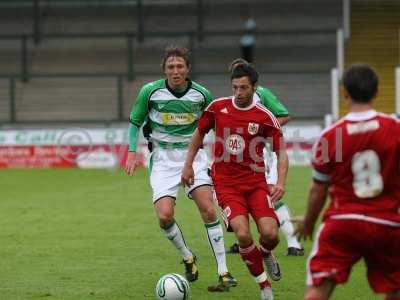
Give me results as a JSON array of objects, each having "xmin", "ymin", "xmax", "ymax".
[{"xmin": 129, "ymin": 79, "xmax": 213, "ymax": 149}]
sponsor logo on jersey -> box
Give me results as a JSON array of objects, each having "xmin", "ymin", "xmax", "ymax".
[
  {"xmin": 347, "ymin": 120, "xmax": 379, "ymax": 135},
  {"xmin": 220, "ymin": 107, "xmax": 228, "ymax": 114},
  {"xmin": 248, "ymin": 122, "xmax": 259, "ymax": 135},
  {"xmin": 160, "ymin": 112, "xmax": 195, "ymax": 125},
  {"xmin": 226, "ymin": 134, "xmax": 245, "ymax": 155}
]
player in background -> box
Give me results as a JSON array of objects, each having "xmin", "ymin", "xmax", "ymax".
[
  {"xmin": 125, "ymin": 45, "xmax": 237, "ymax": 289},
  {"xmin": 294, "ymin": 64, "xmax": 400, "ymax": 300},
  {"xmin": 182, "ymin": 64, "xmax": 289, "ymax": 300},
  {"xmin": 226, "ymin": 58, "xmax": 304, "ymax": 256}
]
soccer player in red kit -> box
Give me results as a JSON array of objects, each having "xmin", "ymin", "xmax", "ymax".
[
  {"xmin": 295, "ymin": 64, "xmax": 400, "ymax": 300},
  {"xmin": 182, "ymin": 64, "xmax": 289, "ymax": 300}
]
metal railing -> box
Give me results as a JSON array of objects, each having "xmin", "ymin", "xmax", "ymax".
[
  {"xmin": 0, "ymin": 5, "xmax": 337, "ymax": 124},
  {"xmin": 0, "ymin": 0, "xmax": 204, "ymax": 45},
  {"xmin": 1, "ymin": 74, "xmax": 128, "ymax": 124},
  {"xmin": 0, "ymin": 29, "xmax": 336, "ymax": 81},
  {"xmin": 328, "ymin": 28, "xmax": 345, "ymax": 124},
  {"xmin": 343, "ymin": 0, "xmax": 351, "ymax": 40}
]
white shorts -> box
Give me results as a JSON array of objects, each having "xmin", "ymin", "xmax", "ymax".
[
  {"xmin": 264, "ymin": 149, "xmax": 278, "ymax": 185},
  {"xmin": 149, "ymin": 148, "xmax": 212, "ymax": 202}
]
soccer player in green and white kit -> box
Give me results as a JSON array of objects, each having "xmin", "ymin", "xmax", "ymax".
[
  {"xmin": 226, "ymin": 59, "xmax": 304, "ymax": 257},
  {"xmin": 125, "ymin": 45, "xmax": 237, "ymax": 290}
]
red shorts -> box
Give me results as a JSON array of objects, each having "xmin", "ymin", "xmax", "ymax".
[
  {"xmin": 307, "ymin": 218, "xmax": 400, "ymax": 293},
  {"xmin": 213, "ymin": 179, "xmax": 278, "ymax": 228}
]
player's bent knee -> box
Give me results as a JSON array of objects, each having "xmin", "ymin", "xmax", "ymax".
[
  {"xmin": 236, "ymin": 230, "xmax": 252, "ymax": 246},
  {"xmin": 154, "ymin": 197, "xmax": 175, "ymax": 226},
  {"xmin": 199, "ymin": 206, "xmax": 217, "ymax": 223},
  {"xmin": 261, "ymin": 236, "xmax": 279, "ymax": 250},
  {"xmin": 260, "ymin": 226, "xmax": 279, "ymax": 241},
  {"xmin": 157, "ymin": 212, "xmax": 174, "ymax": 227},
  {"xmin": 260, "ymin": 232, "xmax": 279, "ymax": 243}
]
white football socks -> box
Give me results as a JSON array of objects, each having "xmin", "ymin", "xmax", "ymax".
[
  {"xmin": 162, "ymin": 220, "xmax": 193, "ymax": 260},
  {"xmin": 275, "ymin": 203, "xmax": 302, "ymax": 249},
  {"xmin": 205, "ymin": 219, "xmax": 228, "ymax": 275}
]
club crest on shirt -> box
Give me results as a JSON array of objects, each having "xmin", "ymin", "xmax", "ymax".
[{"xmin": 248, "ymin": 122, "xmax": 259, "ymax": 135}]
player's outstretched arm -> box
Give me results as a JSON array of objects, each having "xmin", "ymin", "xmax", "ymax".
[
  {"xmin": 126, "ymin": 84, "xmax": 152, "ymax": 176},
  {"xmin": 125, "ymin": 124, "xmax": 139, "ymax": 176},
  {"xmin": 294, "ymin": 181, "xmax": 329, "ymax": 241},
  {"xmin": 270, "ymin": 140, "xmax": 289, "ymax": 202},
  {"xmin": 181, "ymin": 129, "xmax": 206, "ymax": 187}
]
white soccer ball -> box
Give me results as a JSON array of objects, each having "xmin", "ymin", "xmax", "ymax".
[{"xmin": 155, "ymin": 273, "xmax": 190, "ymax": 300}]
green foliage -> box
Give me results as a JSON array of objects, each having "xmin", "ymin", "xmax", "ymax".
[{"xmin": 0, "ymin": 168, "xmax": 379, "ymax": 299}]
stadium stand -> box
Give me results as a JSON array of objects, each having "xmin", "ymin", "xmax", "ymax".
[
  {"xmin": 0, "ymin": 0, "xmax": 341, "ymax": 122},
  {"xmin": 342, "ymin": 0, "xmax": 400, "ymax": 115},
  {"xmin": 14, "ymin": 77, "xmax": 120, "ymax": 122},
  {"xmin": 0, "ymin": 79, "xmax": 11, "ymax": 122}
]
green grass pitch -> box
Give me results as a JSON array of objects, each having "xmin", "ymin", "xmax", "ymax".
[{"xmin": 0, "ymin": 167, "xmax": 379, "ymax": 299}]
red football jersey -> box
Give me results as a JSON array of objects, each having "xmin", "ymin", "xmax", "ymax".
[
  {"xmin": 198, "ymin": 97, "xmax": 283, "ymax": 184},
  {"xmin": 312, "ymin": 110, "xmax": 400, "ymax": 223}
]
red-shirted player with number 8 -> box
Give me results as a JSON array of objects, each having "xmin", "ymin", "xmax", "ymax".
[
  {"xmin": 182, "ymin": 64, "xmax": 289, "ymax": 300},
  {"xmin": 294, "ymin": 64, "xmax": 400, "ymax": 300}
]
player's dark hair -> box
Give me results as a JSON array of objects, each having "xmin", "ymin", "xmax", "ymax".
[
  {"xmin": 161, "ymin": 45, "xmax": 190, "ymax": 70},
  {"xmin": 231, "ymin": 63, "xmax": 258, "ymax": 86},
  {"xmin": 228, "ymin": 58, "xmax": 249, "ymax": 72},
  {"xmin": 342, "ymin": 64, "xmax": 378, "ymax": 103}
]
